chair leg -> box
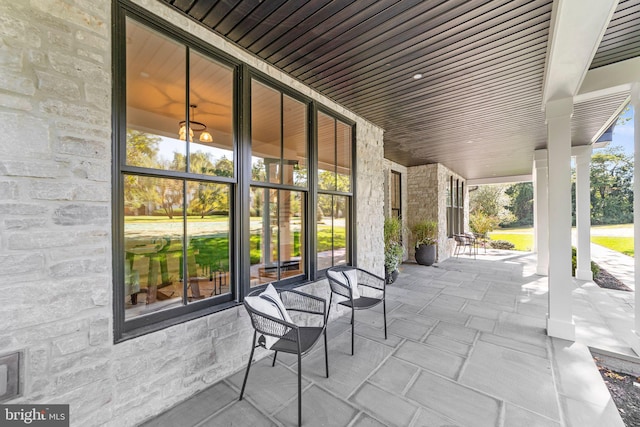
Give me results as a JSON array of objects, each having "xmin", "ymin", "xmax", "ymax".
[
  {"xmin": 272, "ymin": 351, "xmax": 277, "ymax": 367},
  {"xmin": 297, "ymin": 351, "xmax": 302, "ymax": 427},
  {"xmin": 327, "ymin": 292, "xmax": 333, "ymax": 321},
  {"xmin": 351, "ymin": 308, "xmax": 355, "ymax": 356},
  {"xmin": 239, "ymin": 331, "xmax": 257, "ymax": 401},
  {"xmin": 324, "ymin": 328, "xmax": 329, "ymax": 378},
  {"xmin": 383, "ymin": 299, "xmax": 387, "ymax": 340}
]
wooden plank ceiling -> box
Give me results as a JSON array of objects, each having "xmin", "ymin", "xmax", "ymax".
[{"xmin": 162, "ymin": 0, "xmax": 633, "ymax": 180}]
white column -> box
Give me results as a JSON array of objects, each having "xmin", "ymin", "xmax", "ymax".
[
  {"xmin": 573, "ymin": 145, "xmax": 593, "ymax": 281},
  {"xmin": 533, "ymin": 149, "xmax": 549, "ymax": 275},
  {"xmin": 545, "ymin": 98, "xmax": 575, "ymax": 341},
  {"xmin": 633, "ymin": 83, "xmax": 640, "ymax": 345}
]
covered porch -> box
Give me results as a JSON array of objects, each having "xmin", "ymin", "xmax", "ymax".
[{"xmin": 144, "ymin": 255, "xmax": 626, "ymax": 427}]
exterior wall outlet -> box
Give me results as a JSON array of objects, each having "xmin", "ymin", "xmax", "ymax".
[{"xmin": 0, "ymin": 352, "xmax": 20, "ymax": 402}]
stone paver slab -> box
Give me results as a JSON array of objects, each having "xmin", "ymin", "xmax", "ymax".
[
  {"xmin": 394, "ymin": 340, "xmax": 463, "ymax": 379},
  {"xmin": 226, "ymin": 359, "xmax": 310, "ymax": 412},
  {"xmin": 351, "ymin": 382, "xmax": 418, "ymax": 426},
  {"xmin": 141, "ymin": 381, "xmax": 237, "ymax": 427},
  {"xmin": 350, "ymin": 412, "xmax": 387, "ymax": 427},
  {"xmin": 428, "ymin": 294, "xmax": 467, "ymax": 311},
  {"xmin": 419, "ymin": 306, "xmax": 469, "ymax": 325},
  {"xmin": 412, "ymin": 407, "xmax": 460, "ymax": 427},
  {"xmin": 504, "ymin": 403, "xmax": 561, "ymax": 427},
  {"xmin": 406, "ymin": 370, "xmax": 500, "ymax": 427},
  {"xmin": 440, "ymin": 286, "xmax": 485, "ymax": 301},
  {"xmin": 466, "ymin": 316, "xmax": 496, "ymax": 333},
  {"xmin": 388, "ymin": 318, "xmax": 434, "ymax": 341},
  {"xmin": 368, "ymin": 356, "xmax": 418, "ymax": 395},
  {"xmin": 460, "ymin": 340, "xmax": 559, "ymax": 420},
  {"xmin": 430, "ymin": 321, "xmax": 477, "ymax": 344},
  {"xmin": 424, "ymin": 334, "xmax": 471, "ymax": 356},
  {"xmin": 274, "ymin": 385, "xmax": 358, "ymax": 427},
  {"xmin": 199, "ymin": 399, "xmax": 275, "ymax": 426},
  {"xmin": 479, "ymin": 332, "xmax": 547, "ymax": 358},
  {"xmin": 303, "ymin": 333, "xmax": 392, "ymax": 398}
]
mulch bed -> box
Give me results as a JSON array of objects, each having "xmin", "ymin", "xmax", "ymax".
[
  {"xmin": 593, "ymin": 267, "xmax": 633, "ymax": 292},
  {"xmin": 595, "ymin": 358, "xmax": 640, "ymax": 426}
]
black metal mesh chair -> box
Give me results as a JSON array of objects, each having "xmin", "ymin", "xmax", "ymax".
[
  {"xmin": 326, "ymin": 266, "xmax": 386, "ymax": 355},
  {"xmin": 454, "ymin": 234, "xmax": 476, "ymax": 258},
  {"xmin": 239, "ymin": 288, "xmax": 328, "ymax": 427}
]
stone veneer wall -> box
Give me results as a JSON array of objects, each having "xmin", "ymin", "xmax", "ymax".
[
  {"xmin": 0, "ymin": 1, "xmax": 384, "ymax": 426},
  {"xmin": 406, "ymin": 164, "xmax": 468, "ymax": 263}
]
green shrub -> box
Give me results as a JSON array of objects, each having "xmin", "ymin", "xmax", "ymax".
[
  {"xmin": 571, "ymin": 247, "xmax": 600, "ymax": 277},
  {"xmin": 489, "ymin": 240, "xmax": 515, "ymax": 250}
]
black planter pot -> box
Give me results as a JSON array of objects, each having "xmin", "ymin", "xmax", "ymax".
[
  {"xmin": 385, "ymin": 268, "xmax": 399, "ymax": 284},
  {"xmin": 415, "ymin": 244, "xmax": 437, "ymax": 266}
]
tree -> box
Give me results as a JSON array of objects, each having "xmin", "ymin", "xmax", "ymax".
[
  {"xmin": 589, "ymin": 146, "xmax": 633, "ymax": 225},
  {"xmin": 505, "ymin": 182, "xmax": 534, "ymax": 226},
  {"xmin": 126, "ymin": 129, "xmax": 160, "ymax": 168},
  {"xmin": 469, "ymin": 184, "xmax": 516, "ymax": 225}
]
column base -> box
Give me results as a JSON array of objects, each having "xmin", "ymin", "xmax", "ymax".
[
  {"xmin": 575, "ymin": 269, "xmax": 593, "ymax": 281},
  {"xmin": 629, "ymin": 330, "xmax": 640, "ymax": 357},
  {"xmin": 547, "ymin": 316, "xmax": 575, "ymax": 341}
]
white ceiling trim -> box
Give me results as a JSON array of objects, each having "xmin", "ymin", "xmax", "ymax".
[
  {"xmin": 542, "ymin": 0, "xmax": 619, "ymax": 105},
  {"xmin": 467, "ymin": 175, "xmax": 533, "ymax": 186},
  {"xmin": 589, "ymin": 96, "xmax": 629, "ymax": 144},
  {"xmin": 575, "ymin": 56, "xmax": 640, "ymax": 103}
]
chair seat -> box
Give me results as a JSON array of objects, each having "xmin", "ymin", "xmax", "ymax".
[
  {"xmin": 270, "ymin": 326, "xmax": 325, "ymax": 355},
  {"xmin": 338, "ymin": 296, "xmax": 382, "ymax": 310}
]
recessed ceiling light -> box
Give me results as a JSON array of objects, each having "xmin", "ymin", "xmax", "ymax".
[{"xmin": 413, "ymin": 73, "xmax": 423, "ymax": 80}]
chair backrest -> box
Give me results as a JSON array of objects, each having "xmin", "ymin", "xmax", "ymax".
[
  {"xmin": 326, "ymin": 268, "xmax": 350, "ymax": 298},
  {"xmin": 326, "ymin": 267, "xmax": 359, "ymax": 299},
  {"xmin": 244, "ymin": 289, "xmax": 294, "ymax": 343}
]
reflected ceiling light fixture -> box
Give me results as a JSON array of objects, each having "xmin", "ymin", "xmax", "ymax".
[
  {"xmin": 179, "ymin": 104, "xmax": 213, "ymax": 143},
  {"xmin": 413, "ymin": 73, "xmax": 423, "ymax": 80}
]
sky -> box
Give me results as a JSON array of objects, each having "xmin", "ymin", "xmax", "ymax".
[{"xmin": 603, "ymin": 105, "xmax": 634, "ymax": 156}]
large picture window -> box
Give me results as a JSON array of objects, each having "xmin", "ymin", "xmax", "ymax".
[
  {"xmin": 114, "ymin": 3, "xmax": 355, "ymax": 340},
  {"xmin": 116, "ymin": 14, "xmax": 237, "ymax": 335}
]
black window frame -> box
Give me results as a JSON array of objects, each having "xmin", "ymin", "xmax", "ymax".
[
  {"xmin": 112, "ymin": 0, "xmax": 358, "ymax": 342},
  {"xmin": 112, "ymin": 1, "xmax": 243, "ymax": 341},
  {"xmin": 246, "ymin": 72, "xmax": 312, "ymax": 291},
  {"xmin": 391, "ymin": 170, "xmax": 402, "ymax": 219}
]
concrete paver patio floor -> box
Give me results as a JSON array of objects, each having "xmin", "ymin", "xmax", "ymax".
[{"xmin": 143, "ymin": 255, "xmax": 624, "ymax": 427}]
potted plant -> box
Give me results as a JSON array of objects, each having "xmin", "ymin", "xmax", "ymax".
[
  {"xmin": 411, "ymin": 219, "xmax": 438, "ymax": 266},
  {"xmin": 383, "ymin": 217, "xmax": 404, "ymax": 284}
]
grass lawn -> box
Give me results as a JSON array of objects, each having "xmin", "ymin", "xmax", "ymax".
[
  {"xmin": 591, "ymin": 236, "xmax": 634, "ymax": 257},
  {"xmin": 488, "ymin": 224, "xmax": 635, "ymax": 256},
  {"xmin": 488, "ymin": 232, "xmax": 534, "ymax": 251}
]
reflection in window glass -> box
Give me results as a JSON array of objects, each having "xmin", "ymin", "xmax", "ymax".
[
  {"xmin": 249, "ymin": 187, "xmax": 305, "ymax": 286},
  {"xmin": 336, "ymin": 121, "xmax": 352, "ymax": 192},
  {"xmin": 317, "ymin": 194, "xmax": 348, "ymax": 270},
  {"xmin": 189, "ymin": 51, "xmax": 234, "ymax": 178},
  {"xmin": 250, "ymin": 187, "xmax": 278, "ymax": 287},
  {"xmin": 251, "ymin": 81, "xmax": 281, "ymax": 183},
  {"xmin": 125, "ymin": 19, "xmax": 235, "ymax": 178},
  {"xmin": 125, "ymin": 18, "xmax": 186, "ymax": 171},
  {"xmin": 317, "ymin": 112, "xmax": 336, "ymax": 191},
  {"xmin": 280, "ymin": 190, "xmax": 304, "ymax": 278},
  {"xmin": 124, "ymin": 175, "xmax": 185, "ymax": 318},
  {"xmin": 185, "ymin": 181, "xmax": 231, "ymax": 302},
  {"xmin": 283, "ymin": 95, "xmax": 307, "ymax": 187}
]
